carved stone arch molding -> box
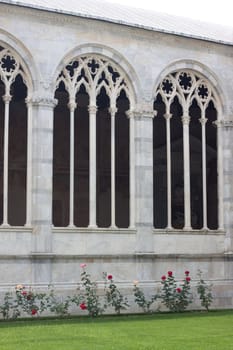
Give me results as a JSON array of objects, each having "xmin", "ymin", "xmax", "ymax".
[
  {"xmin": 153, "ymin": 59, "xmax": 225, "ymax": 116},
  {"xmin": 51, "ymin": 43, "xmax": 141, "ymax": 108},
  {"xmin": 0, "ymin": 29, "xmax": 38, "ymax": 94}
]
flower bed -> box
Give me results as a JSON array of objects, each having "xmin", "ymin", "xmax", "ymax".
[{"xmin": 0, "ymin": 266, "xmax": 212, "ymax": 319}]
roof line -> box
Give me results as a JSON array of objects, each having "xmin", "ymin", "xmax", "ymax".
[{"xmin": 1, "ymin": 0, "xmax": 233, "ymax": 46}]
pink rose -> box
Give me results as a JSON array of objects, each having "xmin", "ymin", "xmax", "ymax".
[{"xmin": 80, "ymin": 263, "xmax": 87, "ymax": 268}]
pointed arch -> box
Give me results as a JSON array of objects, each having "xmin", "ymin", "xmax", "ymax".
[
  {"xmin": 0, "ymin": 36, "xmax": 36, "ymax": 227},
  {"xmin": 53, "ymin": 49, "xmax": 135, "ymax": 228},
  {"xmin": 153, "ymin": 65, "xmax": 223, "ymax": 231}
]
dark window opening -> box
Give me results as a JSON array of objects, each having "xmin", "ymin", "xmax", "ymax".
[
  {"xmin": 53, "ymin": 81, "xmax": 70, "ymax": 227},
  {"xmin": 116, "ymin": 90, "xmax": 129, "ymax": 228}
]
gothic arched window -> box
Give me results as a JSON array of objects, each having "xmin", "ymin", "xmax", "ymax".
[
  {"xmin": 0, "ymin": 46, "xmax": 29, "ymax": 226},
  {"xmin": 153, "ymin": 70, "xmax": 219, "ymax": 230},
  {"xmin": 53, "ymin": 55, "xmax": 133, "ymax": 228}
]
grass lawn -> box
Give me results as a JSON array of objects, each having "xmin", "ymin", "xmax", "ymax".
[{"xmin": 0, "ymin": 311, "xmax": 232, "ymax": 350}]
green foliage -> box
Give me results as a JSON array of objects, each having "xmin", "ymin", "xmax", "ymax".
[
  {"xmin": 80, "ymin": 265, "xmax": 104, "ymax": 317},
  {"xmin": 133, "ymin": 282, "xmax": 158, "ymax": 313},
  {"xmin": 0, "ymin": 267, "xmax": 215, "ymax": 319},
  {"xmin": 103, "ymin": 273, "xmax": 129, "ymax": 314},
  {"xmin": 160, "ymin": 271, "xmax": 192, "ymax": 312},
  {"xmin": 0, "ymin": 292, "xmax": 15, "ymax": 319},
  {"xmin": 197, "ymin": 270, "xmax": 213, "ymax": 311}
]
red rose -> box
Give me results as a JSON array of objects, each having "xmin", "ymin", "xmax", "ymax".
[
  {"xmin": 161, "ymin": 275, "xmax": 166, "ymax": 281},
  {"xmin": 80, "ymin": 303, "xmax": 87, "ymax": 310},
  {"xmin": 176, "ymin": 288, "xmax": 182, "ymax": 293},
  {"xmin": 186, "ymin": 277, "xmax": 191, "ymax": 282},
  {"xmin": 21, "ymin": 290, "xmax": 27, "ymax": 296},
  {"xmin": 107, "ymin": 275, "xmax": 113, "ymax": 280},
  {"xmin": 185, "ymin": 271, "xmax": 190, "ymax": 275},
  {"xmin": 31, "ymin": 309, "xmax": 37, "ymax": 315},
  {"xmin": 168, "ymin": 271, "xmax": 173, "ymax": 277}
]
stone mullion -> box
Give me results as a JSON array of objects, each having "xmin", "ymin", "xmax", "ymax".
[
  {"xmin": 127, "ymin": 110, "xmax": 135, "ymax": 229},
  {"xmin": 68, "ymin": 100, "xmax": 76, "ymax": 227},
  {"xmin": 110, "ymin": 106, "xmax": 117, "ymax": 228},
  {"xmin": 2, "ymin": 94, "xmax": 11, "ymax": 226},
  {"xmin": 164, "ymin": 113, "xmax": 172, "ymax": 229},
  {"xmin": 199, "ymin": 115, "xmax": 208, "ymax": 229},
  {"xmin": 88, "ymin": 105, "xmax": 97, "ymax": 228},
  {"xmin": 182, "ymin": 114, "xmax": 191, "ymax": 230},
  {"xmin": 215, "ymin": 119, "xmax": 224, "ymax": 230},
  {"xmin": 25, "ymin": 98, "xmax": 33, "ymax": 226}
]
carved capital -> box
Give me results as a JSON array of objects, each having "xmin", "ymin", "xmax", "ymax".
[
  {"xmin": 181, "ymin": 115, "xmax": 191, "ymax": 125},
  {"xmin": 109, "ymin": 107, "xmax": 118, "ymax": 117},
  {"xmin": 68, "ymin": 100, "xmax": 77, "ymax": 111},
  {"xmin": 2, "ymin": 94, "xmax": 12, "ymax": 103},
  {"xmin": 221, "ymin": 120, "xmax": 233, "ymax": 129},
  {"xmin": 88, "ymin": 105, "xmax": 98, "ymax": 114},
  {"xmin": 30, "ymin": 96, "xmax": 58, "ymax": 108},
  {"xmin": 199, "ymin": 117, "xmax": 208, "ymax": 125},
  {"xmin": 126, "ymin": 110, "xmax": 134, "ymax": 119},
  {"xmin": 163, "ymin": 113, "xmax": 172, "ymax": 120}
]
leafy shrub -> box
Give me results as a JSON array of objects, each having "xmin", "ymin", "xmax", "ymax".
[
  {"xmin": 160, "ymin": 271, "xmax": 192, "ymax": 312},
  {"xmin": 196, "ymin": 270, "xmax": 213, "ymax": 311}
]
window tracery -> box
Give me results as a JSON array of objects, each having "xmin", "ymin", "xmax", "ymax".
[
  {"xmin": 0, "ymin": 46, "xmax": 29, "ymax": 226},
  {"xmin": 154, "ymin": 70, "xmax": 219, "ymax": 230},
  {"xmin": 53, "ymin": 55, "xmax": 133, "ymax": 229}
]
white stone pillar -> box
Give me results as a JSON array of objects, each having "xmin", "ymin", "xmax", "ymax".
[
  {"xmin": 215, "ymin": 120, "xmax": 224, "ymax": 231},
  {"xmin": 31, "ymin": 97, "xmax": 57, "ymax": 253},
  {"xmin": 68, "ymin": 100, "xmax": 77, "ymax": 227},
  {"xmin": 109, "ymin": 106, "xmax": 117, "ymax": 228},
  {"xmin": 164, "ymin": 113, "xmax": 172, "ymax": 229},
  {"xmin": 29, "ymin": 95, "xmax": 57, "ymax": 286},
  {"xmin": 127, "ymin": 110, "xmax": 135, "ymax": 229},
  {"xmin": 25, "ymin": 98, "xmax": 33, "ymax": 227},
  {"xmin": 222, "ymin": 119, "xmax": 233, "ymax": 252},
  {"xmin": 182, "ymin": 114, "xmax": 191, "ymax": 230},
  {"xmin": 2, "ymin": 94, "xmax": 11, "ymax": 226},
  {"xmin": 199, "ymin": 116, "xmax": 208, "ymax": 229},
  {"xmin": 89, "ymin": 105, "xmax": 97, "ymax": 228},
  {"xmin": 134, "ymin": 104, "xmax": 154, "ymax": 252}
]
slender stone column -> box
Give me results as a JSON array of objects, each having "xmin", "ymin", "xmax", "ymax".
[
  {"xmin": 68, "ymin": 100, "xmax": 77, "ymax": 227},
  {"xmin": 109, "ymin": 106, "xmax": 117, "ymax": 228},
  {"xmin": 2, "ymin": 94, "xmax": 11, "ymax": 226},
  {"xmin": 199, "ymin": 116, "xmax": 208, "ymax": 229},
  {"xmin": 134, "ymin": 103, "xmax": 154, "ymax": 252},
  {"xmin": 88, "ymin": 105, "xmax": 97, "ymax": 228},
  {"xmin": 215, "ymin": 119, "xmax": 224, "ymax": 231},
  {"xmin": 25, "ymin": 98, "xmax": 33, "ymax": 227},
  {"xmin": 127, "ymin": 110, "xmax": 135, "ymax": 229},
  {"xmin": 181, "ymin": 114, "xmax": 191, "ymax": 230},
  {"xmin": 164, "ymin": 113, "xmax": 172, "ymax": 229}
]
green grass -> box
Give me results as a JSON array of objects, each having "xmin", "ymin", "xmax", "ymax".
[{"xmin": 0, "ymin": 311, "xmax": 233, "ymax": 350}]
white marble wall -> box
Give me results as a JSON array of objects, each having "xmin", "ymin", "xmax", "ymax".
[{"xmin": 0, "ymin": 3, "xmax": 232, "ymax": 309}]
